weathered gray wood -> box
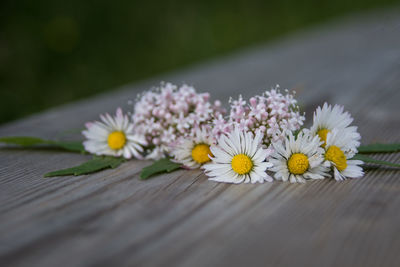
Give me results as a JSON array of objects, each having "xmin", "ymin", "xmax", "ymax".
[{"xmin": 1, "ymin": 8, "xmax": 400, "ymax": 267}]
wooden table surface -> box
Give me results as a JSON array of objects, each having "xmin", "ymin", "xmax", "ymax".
[{"xmin": 1, "ymin": 9, "xmax": 400, "ymax": 267}]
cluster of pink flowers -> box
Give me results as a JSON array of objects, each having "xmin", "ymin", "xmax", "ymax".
[
  {"xmin": 211, "ymin": 85, "xmax": 305, "ymax": 148},
  {"xmin": 132, "ymin": 82, "xmax": 225, "ymax": 159}
]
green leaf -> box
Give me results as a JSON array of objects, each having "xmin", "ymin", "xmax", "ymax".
[
  {"xmin": 358, "ymin": 143, "xmax": 400, "ymax": 153},
  {"xmin": 352, "ymin": 154, "xmax": 400, "ymax": 168},
  {"xmin": 51, "ymin": 141, "xmax": 85, "ymax": 153},
  {"xmin": 44, "ymin": 156, "xmax": 125, "ymax": 177},
  {"xmin": 140, "ymin": 158, "xmax": 182, "ymax": 180},
  {"xmin": 0, "ymin": 136, "xmax": 84, "ymax": 153},
  {"xmin": 0, "ymin": 136, "xmax": 48, "ymax": 146}
]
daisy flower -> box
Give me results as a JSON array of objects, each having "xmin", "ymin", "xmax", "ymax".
[
  {"xmin": 203, "ymin": 128, "xmax": 273, "ymax": 184},
  {"xmin": 310, "ymin": 102, "xmax": 360, "ymax": 150},
  {"xmin": 269, "ymin": 130, "xmax": 329, "ymax": 183},
  {"xmin": 171, "ymin": 127, "xmax": 215, "ymax": 169},
  {"xmin": 323, "ymin": 129, "xmax": 364, "ymax": 181},
  {"xmin": 83, "ymin": 108, "xmax": 147, "ymax": 159}
]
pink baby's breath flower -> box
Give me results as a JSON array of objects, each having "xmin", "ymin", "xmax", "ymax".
[
  {"xmin": 211, "ymin": 85, "xmax": 305, "ymax": 161},
  {"xmin": 132, "ymin": 82, "xmax": 224, "ymax": 159}
]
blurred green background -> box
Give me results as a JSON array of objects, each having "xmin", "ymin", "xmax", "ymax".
[{"xmin": 1, "ymin": 0, "xmax": 398, "ymax": 124}]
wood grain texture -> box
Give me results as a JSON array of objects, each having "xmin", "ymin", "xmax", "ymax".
[{"xmin": 1, "ymin": 9, "xmax": 400, "ymax": 267}]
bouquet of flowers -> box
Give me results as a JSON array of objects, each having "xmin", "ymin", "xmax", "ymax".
[{"xmin": 1, "ymin": 82, "xmax": 399, "ymax": 184}]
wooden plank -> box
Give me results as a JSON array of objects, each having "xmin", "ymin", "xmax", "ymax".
[{"xmin": 1, "ymin": 9, "xmax": 400, "ymax": 267}]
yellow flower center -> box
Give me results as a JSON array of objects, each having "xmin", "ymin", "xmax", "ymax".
[
  {"xmin": 287, "ymin": 153, "xmax": 309, "ymax": 175},
  {"xmin": 107, "ymin": 131, "xmax": 126, "ymax": 150},
  {"xmin": 191, "ymin": 144, "xmax": 212, "ymax": 164},
  {"xmin": 317, "ymin": 128, "xmax": 330, "ymax": 148},
  {"xmin": 325, "ymin": 145, "xmax": 347, "ymax": 171},
  {"xmin": 231, "ymin": 154, "xmax": 253, "ymax": 175}
]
